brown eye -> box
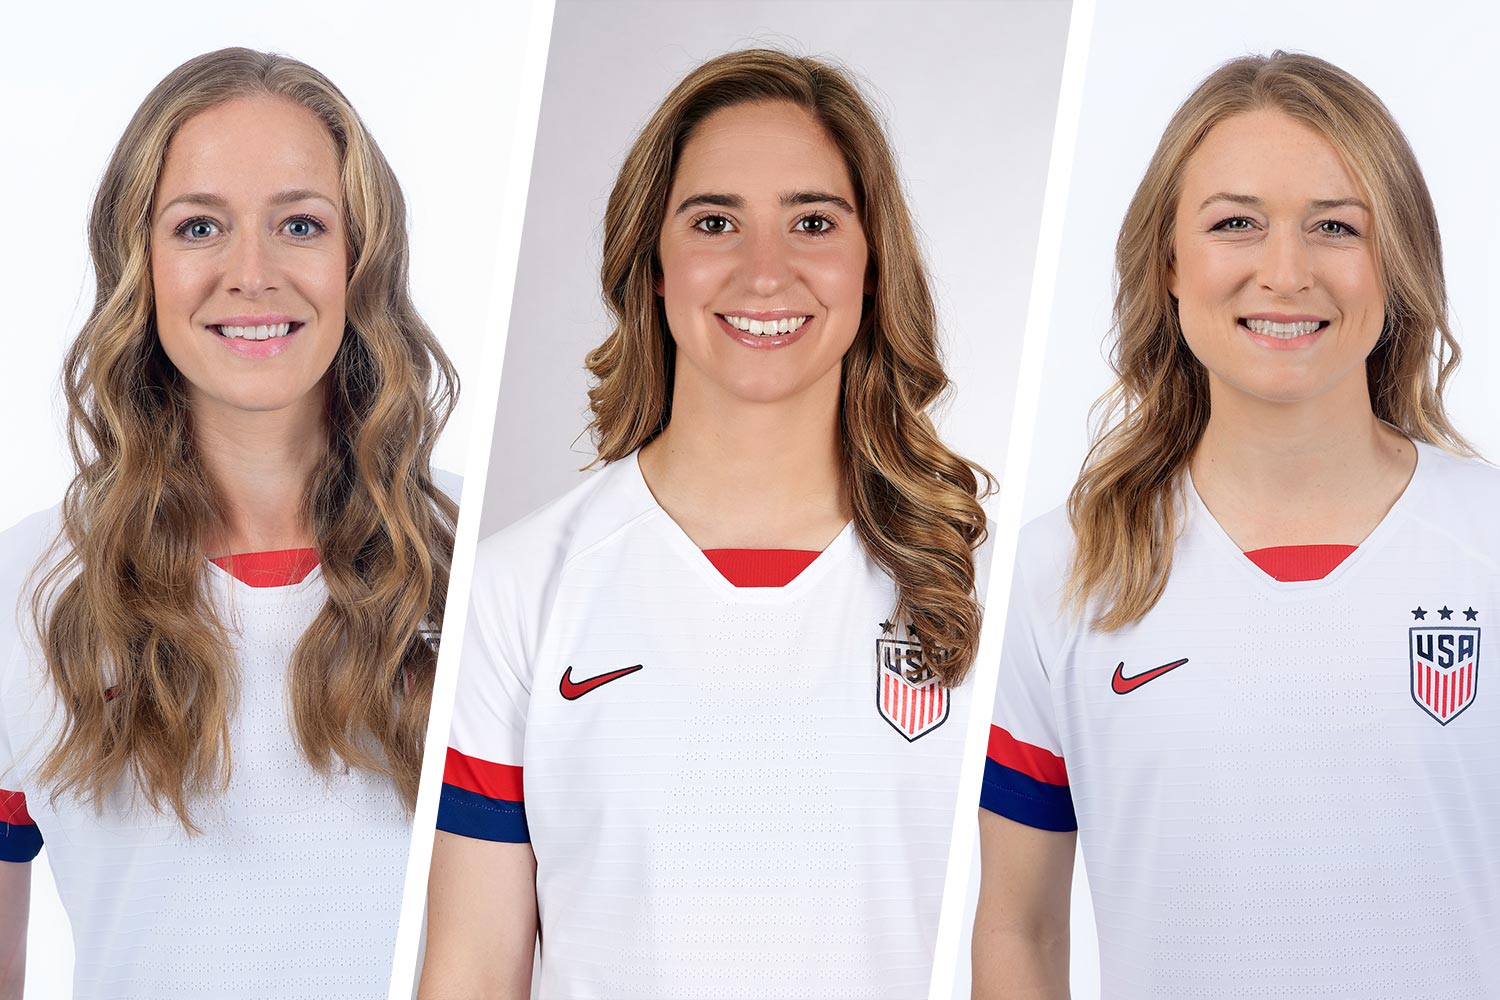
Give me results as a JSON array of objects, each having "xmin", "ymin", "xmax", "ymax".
[{"xmin": 694, "ymin": 215, "xmax": 733, "ymax": 235}]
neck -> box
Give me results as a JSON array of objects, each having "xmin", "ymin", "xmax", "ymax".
[
  {"xmin": 637, "ymin": 368, "xmax": 847, "ymax": 549},
  {"xmin": 193, "ymin": 390, "xmax": 328, "ymax": 556},
  {"xmin": 1189, "ymin": 376, "xmax": 1415, "ymax": 549}
]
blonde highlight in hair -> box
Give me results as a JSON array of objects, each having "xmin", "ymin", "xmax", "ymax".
[
  {"xmin": 33, "ymin": 47, "xmax": 457, "ymax": 827},
  {"xmin": 587, "ymin": 48, "xmax": 991, "ymax": 683},
  {"xmin": 1068, "ymin": 51, "xmax": 1469, "ymax": 631}
]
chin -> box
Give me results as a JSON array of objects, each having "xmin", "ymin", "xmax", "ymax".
[
  {"xmin": 720, "ymin": 375, "xmax": 817, "ymax": 406},
  {"xmin": 196, "ymin": 383, "xmax": 325, "ymax": 416}
]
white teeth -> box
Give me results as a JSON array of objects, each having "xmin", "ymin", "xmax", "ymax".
[
  {"xmin": 217, "ymin": 323, "xmax": 293, "ymax": 341},
  {"xmin": 1244, "ymin": 319, "xmax": 1321, "ymax": 338},
  {"xmin": 722, "ymin": 314, "xmax": 810, "ymax": 337}
]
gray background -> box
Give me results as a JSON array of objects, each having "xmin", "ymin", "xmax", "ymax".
[{"xmin": 480, "ymin": 0, "xmax": 1074, "ymax": 537}]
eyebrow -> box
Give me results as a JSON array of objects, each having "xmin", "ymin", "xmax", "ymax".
[
  {"xmin": 672, "ymin": 190, "xmax": 858, "ymax": 216},
  {"xmin": 154, "ymin": 188, "xmax": 339, "ymax": 221},
  {"xmin": 1197, "ymin": 192, "xmax": 1370, "ymax": 213}
]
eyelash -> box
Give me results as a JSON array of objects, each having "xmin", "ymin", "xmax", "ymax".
[
  {"xmin": 691, "ymin": 213, "xmax": 735, "ymax": 235},
  {"xmin": 171, "ymin": 214, "xmax": 329, "ymax": 241},
  {"xmin": 795, "ymin": 212, "xmax": 836, "ymax": 236},
  {"xmin": 688, "ymin": 211, "xmax": 839, "ymax": 236},
  {"xmin": 281, "ymin": 214, "xmax": 328, "ymax": 239},
  {"xmin": 1206, "ymin": 217, "xmax": 1254, "ymax": 235},
  {"xmin": 1209, "ymin": 216, "xmax": 1361, "ymax": 238},
  {"xmin": 1315, "ymin": 219, "xmax": 1360, "ymax": 238}
]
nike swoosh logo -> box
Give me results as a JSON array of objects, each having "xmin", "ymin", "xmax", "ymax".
[
  {"xmin": 1111, "ymin": 658, "xmax": 1189, "ymax": 695},
  {"xmin": 559, "ymin": 664, "xmax": 644, "ymax": 700}
]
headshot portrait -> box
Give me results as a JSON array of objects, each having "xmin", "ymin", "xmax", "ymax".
[{"xmin": 0, "ymin": 3, "xmax": 536, "ymax": 996}]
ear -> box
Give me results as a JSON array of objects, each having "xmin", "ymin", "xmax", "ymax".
[{"xmin": 1165, "ymin": 253, "xmax": 1179, "ymax": 300}]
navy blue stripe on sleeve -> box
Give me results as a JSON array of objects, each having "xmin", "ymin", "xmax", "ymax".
[
  {"xmin": 980, "ymin": 757, "xmax": 1078, "ymax": 832},
  {"xmin": 436, "ymin": 783, "xmax": 530, "ymax": 843},
  {"xmin": 0, "ymin": 821, "xmax": 43, "ymax": 863}
]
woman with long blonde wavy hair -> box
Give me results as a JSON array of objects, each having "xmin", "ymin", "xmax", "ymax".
[
  {"xmin": 423, "ymin": 48, "xmax": 989, "ymax": 998},
  {"xmin": 0, "ymin": 47, "xmax": 456, "ymax": 999},
  {"xmin": 974, "ymin": 52, "xmax": 1500, "ymax": 999}
]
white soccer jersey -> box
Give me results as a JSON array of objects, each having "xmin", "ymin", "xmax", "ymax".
[
  {"xmin": 983, "ymin": 441, "xmax": 1500, "ymax": 998},
  {"xmin": 0, "ymin": 509, "xmax": 410, "ymax": 1000},
  {"xmin": 440, "ymin": 455, "xmax": 979, "ymax": 999}
]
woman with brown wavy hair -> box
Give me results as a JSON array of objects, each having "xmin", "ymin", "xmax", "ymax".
[
  {"xmin": 0, "ymin": 47, "xmax": 456, "ymax": 999},
  {"xmin": 422, "ymin": 48, "xmax": 988, "ymax": 998},
  {"xmin": 974, "ymin": 52, "xmax": 1500, "ymax": 998}
]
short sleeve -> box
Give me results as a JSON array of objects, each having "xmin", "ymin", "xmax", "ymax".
[
  {"xmin": 0, "ymin": 511, "xmax": 50, "ymax": 863},
  {"xmin": 0, "ymin": 789, "xmax": 42, "ymax": 863},
  {"xmin": 1, "ymin": 709, "xmax": 43, "ymax": 862},
  {"xmin": 435, "ymin": 532, "xmax": 536, "ymax": 843},
  {"xmin": 980, "ymin": 516, "xmax": 1077, "ymax": 832}
]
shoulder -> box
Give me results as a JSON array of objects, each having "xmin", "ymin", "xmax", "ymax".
[
  {"xmin": 1414, "ymin": 441, "xmax": 1500, "ymax": 494},
  {"xmin": 471, "ymin": 458, "xmax": 656, "ymax": 599},
  {"xmin": 1013, "ymin": 504, "xmax": 1074, "ymax": 587},
  {"xmin": 0, "ymin": 506, "xmax": 64, "ymax": 640},
  {"xmin": 1407, "ymin": 443, "xmax": 1500, "ymax": 544}
]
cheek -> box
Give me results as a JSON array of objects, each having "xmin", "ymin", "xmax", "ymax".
[
  {"xmin": 307, "ymin": 257, "xmax": 349, "ymax": 326},
  {"xmin": 149, "ymin": 247, "xmax": 207, "ymax": 325},
  {"xmin": 658, "ymin": 246, "xmax": 727, "ymax": 316},
  {"xmin": 807, "ymin": 245, "xmax": 868, "ymax": 309},
  {"xmin": 1333, "ymin": 257, "xmax": 1385, "ymax": 326}
]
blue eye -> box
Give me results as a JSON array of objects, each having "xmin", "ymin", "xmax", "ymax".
[
  {"xmin": 176, "ymin": 218, "xmax": 219, "ymax": 240},
  {"xmin": 1317, "ymin": 219, "xmax": 1359, "ymax": 237},
  {"xmin": 693, "ymin": 214, "xmax": 734, "ymax": 235},
  {"xmin": 283, "ymin": 215, "xmax": 326, "ymax": 239},
  {"xmin": 1212, "ymin": 216, "xmax": 1253, "ymax": 232}
]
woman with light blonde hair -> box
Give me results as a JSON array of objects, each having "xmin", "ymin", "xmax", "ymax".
[
  {"xmin": 974, "ymin": 52, "xmax": 1500, "ymax": 998},
  {"xmin": 0, "ymin": 47, "xmax": 456, "ymax": 999},
  {"xmin": 423, "ymin": 48, "xmax": 989, "ymax": 998}
]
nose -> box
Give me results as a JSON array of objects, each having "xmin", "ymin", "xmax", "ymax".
[
  {"xmin": 741, "ymin": 226, "xmax": 794, "ymax": 297},
  {"xmin": 1258, "ymin": 224, "xmax": 1313, "ymax": 296},
  {"xmin": 224, "ymin": 230, "xmax": 277, "ymax": 296}
]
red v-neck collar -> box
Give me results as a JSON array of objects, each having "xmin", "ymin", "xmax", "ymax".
[
  {"xmin": 209, "ymin": 548, "xmax": 320, "ymax": 588},
  {"xmin": 1243, "ymin": 544, "xmax": 1357, "ymax": 583},
  {"xmin": 702, "ymin": 549, "xmax": 820, "ymax": 587}
]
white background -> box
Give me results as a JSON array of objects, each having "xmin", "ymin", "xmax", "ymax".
[
  {"xmin": 952, "ymin": 1, "xmax": 1500, "ymax": 997},
  {"xmin": 479, "ymin": 0, "xmax": 1073, "ymax": 536},
  {"xmin": 1, "ymin": 3, "xmax": 534, "ymax": 995}
]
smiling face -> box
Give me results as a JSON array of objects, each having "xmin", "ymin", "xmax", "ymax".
[
  {"xmin": 1169, "ymin": 108, "xmax": 1385, "ymax": 410},
  {"xmin": 151, "ymin": 95, "xmax": 348, "ymax": 421},
  {"xmin": 656, "ymin": 99, "xmax": 870, "ymax": 407}
]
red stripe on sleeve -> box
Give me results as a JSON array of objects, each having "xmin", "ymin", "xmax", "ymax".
[
  {"xmin": 0, "ymin": 789, "xmax": 34, "ymax": 826},
  {"xmin": 443, "ymin": 748, "xmax": 524, "ymax": 803},
  {"xmin": 987, "ymin": 726, "xmax": 1069, "ymax": 786}
]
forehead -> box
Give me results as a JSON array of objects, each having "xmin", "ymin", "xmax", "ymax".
[
  {"xmin": 669, "ymin": 99, "xmax": 855, "ymax": 200},
  {"xmin": 1179, "ymin": 108, "xmax": 1366, "ymax": 208},
  {"xmin": 157, "ymin": 95, "xmax": 342, "ymax": 203}
]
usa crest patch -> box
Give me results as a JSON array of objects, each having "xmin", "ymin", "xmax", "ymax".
[
  {"xmin": 1409, "ymin": 612, "xmax": 1480, "ymax": 725},
  {"xmin": 876, "ymin": 623, "xmax": 949, "ymax": 741}
]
